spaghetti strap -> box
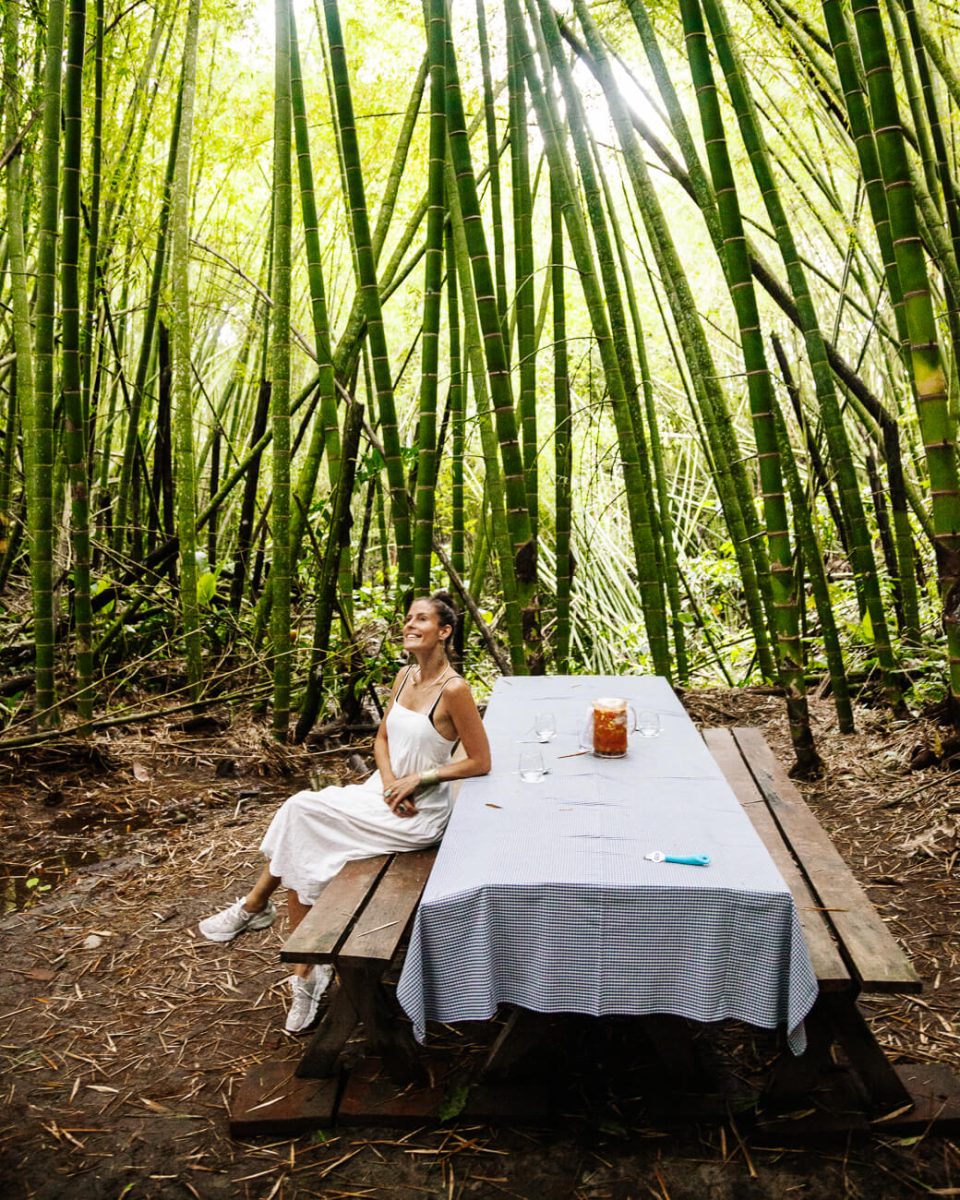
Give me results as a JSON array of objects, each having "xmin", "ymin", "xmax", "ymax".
[
  {"xmin": 395, "ymin": 665, "xmax": 415, "ymax": 702},
  {"xmin": 428, "ymin": 676, "xmax": 456, "ymax": 727}
]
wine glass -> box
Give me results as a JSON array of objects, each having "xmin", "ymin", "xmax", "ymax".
[
  {"xmin": 637, "ymin": 709, "xmax": 662, "ymax": 738},
  {"xmin": 533, "ymin": 711, "xmax": 557, "ymax": 743},
  {"xmin": 518, "ymin": 750, "xmax": 545, "ymax": 782}
]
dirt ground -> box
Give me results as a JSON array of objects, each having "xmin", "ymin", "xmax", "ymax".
[{"xmin": 2, "ymin": 686, "xmax": 960, "ymax": 1199}]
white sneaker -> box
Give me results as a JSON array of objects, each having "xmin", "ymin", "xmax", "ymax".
[
  {"xmin": 198, "ymin": 898, "xmax": 276, "ymax": 943},
  {"xmin": 284, "ymin": 966, "xmax": 334, "ymax": 1034}
]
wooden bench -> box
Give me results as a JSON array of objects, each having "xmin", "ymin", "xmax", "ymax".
[
  {"xmin": 280, "ymin": 846, "xmax": 435, "ymax": 1082},
  {"xmin": 281, "ymin": 747, "xmax": 468, "ymax": 1084},
  {"xmin": 705, "ymin": 726, "xmax": 922, "ymax": 1117}
]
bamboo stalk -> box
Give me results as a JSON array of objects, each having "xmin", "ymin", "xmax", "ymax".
[{"xmin": 170, "ymin": 0, "xmax": 203, "ymax": 695}]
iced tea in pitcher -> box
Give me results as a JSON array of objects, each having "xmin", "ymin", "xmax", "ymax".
[{"xmin": 592, "ymin": 697, "xmax": 637, "ymax": 757}]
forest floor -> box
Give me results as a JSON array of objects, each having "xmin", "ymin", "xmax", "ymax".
[{"xmin": 1, "ymin": 684, "xmax": 960, "ymax": 1199}]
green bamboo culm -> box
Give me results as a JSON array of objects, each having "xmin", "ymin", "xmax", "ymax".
[
  {"xmin": 413, "ymin": 0, "xmax": 446, "ymax": 593},
  {"xmin": 887, "ymin": 3, "xmax": 960, "ymax": 392},
  {"xmin": 882, "ymin": 0, "xmax": 939, "ymax": 232},
  {"xmin": 253, "ymin": 1, "xmax": 344, "ymax": 647},
  {"xmin": 445, "ymin": 150, "xmax": 525, "ymax": 671},
  {"xmin": 774, "ymin": 396, "xmax": 855, "ymax": 734},
  {"xmin": 329, "ymin": 52, "xmax": 427, "ymax": 391},
  {"xmin": 270, "ymin": 0, "xmax": 294, "ymax": 738},
  {"xmin": 61, "ymin": 0, "xmax": 94, "ymax": 724},
  {"xmin": 507, "ymin": 10, "xmax": 539, "ymax": 539},
  {"xmin": 290, "ymin": 5, "xmax": 352, "ymax": 623},
  {"xmin": 700, "ymin": 0, "xmax": 901, "ymax": 706},
  {"xmin": 447, "ymin": 229, "xmax": 466, "ymax": 583},
  {"xmin": 817, "ymin": 0, "xmax": 923, "ymax": 650},
  {"xmin": 80, "ymin": 0, "xmax": 104, "ymax": 427},
  {"xmin": 591, "ymin": 143, "xmax": 687, "ymax": 683},
  {"xmin": 444, "ymin": 4, "xmax": 539, "ymax": 670},
  {"xmin": 680, "ymin": 0, "xmax": 819, "ymax": 773},
  {"xmin": 295, "ymin": 401, "xmax": 364, "ymax": 743},
  {"xmin": 558, "ymin": 24, "xmax": 673, "ymax": 674},
  {"xmin": 847, "ymin": 0, "xmax": 960, "ymax": 720},
  {"xmin": 610, "ymin": 198, "xmax": 688, "ymax": 683},
  {"xmin": 3, "ymin": 2, "xmax": 36, "ymax": 617},
  {"xmin": 550, "ymin": 181, "xmax": 573, "ymax": 672},
  {"xmin": 818, "ymin": 0, "xmax": 909, "ymax": 341},
  {"xmin": 112, "ymin": 34, "xmax": 184, "ymax": 559},
  {"xmin": 897, "ymin": 0, "xmax": 960, "ymax": 430},
  {"xmin": 474, "ymin": 0, "xmax": 509, "ymax": 331},
  {"xmin": 29, "ymin": 0, "xmax": 67, "ymax": 727},
  {"xmin": 896, "ymin": 0, "xmax": 960, "ymax": 109},
  {"xmin": 170, "ymin": 0, "xmax": 204, "ymax": 696},
  {"xmin": 322, "ymin": 0, "xmax": 413, "ymax": 595}
]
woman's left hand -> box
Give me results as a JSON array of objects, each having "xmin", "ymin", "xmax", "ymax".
[{"xmin": 383, "ymin": 774, "xmax": 421, "ymax": 818}]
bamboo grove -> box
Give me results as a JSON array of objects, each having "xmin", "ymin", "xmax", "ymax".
[{"xmin": 1, "ymin": 0, "xmax": 958, "ymax": 773}]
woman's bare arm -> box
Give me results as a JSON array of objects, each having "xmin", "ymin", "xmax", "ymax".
[{"xmin": 432, "ymin": 679, "xmax": 490, "ymax": 780}]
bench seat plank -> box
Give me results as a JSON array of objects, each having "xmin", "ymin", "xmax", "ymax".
[
  {"xmin": 280, "ymin": 855, "xmax": 390, "ymax": 964},
  {"xmin": 704, "ymin": 727, "xmax": 850, "ymax": 990},
  {"xmin": 732, "ymin": 727, "xmax": 921, "ymax": 994},
  {"xmin": 339, "ymin": 847, "xmax": 437, "ymax": 966}
]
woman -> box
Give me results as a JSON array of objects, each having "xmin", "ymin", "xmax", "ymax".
[{"xmin": 199, "ymin": 591, "xmax": 491, "ymax": 1033}]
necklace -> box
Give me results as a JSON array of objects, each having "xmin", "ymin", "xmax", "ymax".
[{"xmin": 415, "ymin": 663, "xmax": 451, "ymax": 687}]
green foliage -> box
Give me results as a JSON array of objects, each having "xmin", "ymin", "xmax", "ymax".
[
  {"xmin": 1, "ymin": 0, "xmax": 959, "ymax": 738},
  {"xmin": 196, "ymin": 571, "xmax": 219, "ymax": 607},
  {"xmin": 93, "ymin": 577, "xmax": 115, "ymax": 617},
  {"xmin": 438, "ymin": 1082, "xmax": 471, "ymax": 1122}
]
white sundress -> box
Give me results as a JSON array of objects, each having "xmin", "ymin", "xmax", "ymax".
[{"xmin": 260, "ymin": 677, "xmax": 458, "ymax": 905}]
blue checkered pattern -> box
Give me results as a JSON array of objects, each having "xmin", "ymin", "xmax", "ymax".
[{"xmin": 397, "ymin": 676, "xmax": 818, "ymax": 1054}]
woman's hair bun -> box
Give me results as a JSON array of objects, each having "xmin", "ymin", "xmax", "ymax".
[{"xmin": 429, "ymin": 589, "xmax": 458, "ymax": 628}]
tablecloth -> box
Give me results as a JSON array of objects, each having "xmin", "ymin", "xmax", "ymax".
[{"xmin": 396, "ymin": 675, "xmax": 818, "ymax": 1053}]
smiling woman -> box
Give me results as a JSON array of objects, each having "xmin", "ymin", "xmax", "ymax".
[{"xmin": 197, "ymin": 590, "xmax": 490, "ymax": 1034}]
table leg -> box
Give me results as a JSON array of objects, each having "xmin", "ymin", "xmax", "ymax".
[
  {"xmin": 295, "ymin": 977, "xmax": 358, "ymax": 1079},
  {"xmin": 481, "ymin": 1008, "xmax": 556, "ymax": 1080},
  {"xmin": 823, "ymin": 992, "xmax": 913, "ymax": 1115},
  {"xmin": 765, "ymin": 990, "xmax": 913, "ymax": 1117},
  {"xmin": 764, "ymin": 993, "xmax": 837, "ymax": 1109},
  {"xmin": 336, "ymin": 961, "xmax": 426, "ymax": 1086},
  {"xmin": 640, "ymin": 1014, "xmax": 707, "ymax": 1092}
]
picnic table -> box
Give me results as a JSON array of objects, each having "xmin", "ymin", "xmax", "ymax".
[
  {"xmin": 396, "ymin": 675, "xmax": 818, "ymax": 1057},
  {"xmin": 231, "ymin": 675, "xmax": 940, "ymax": 1136}
]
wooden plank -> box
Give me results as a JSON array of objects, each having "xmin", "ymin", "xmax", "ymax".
[
  {"xmin": 704, "ymin": 727, "xmax": 849, "ymax": 989},
  {"xmin": 280, "ymin": 854, "xmax": 390, "ymax": 964},
  {"xmin": 229, "ymin": 1059, "xmax": 338, "ymax": 1138},
  {"xmin": 337, "ymin": 1056, "xmax": 550, "ymax": 1126},
  {"xmin": 733, "ymin": 727, "xmax": 921, "ymax": 994},
  {"xmin": 337, "ymin": 1055, "xmax": 446, "ymax": 1125},
  {"xmin": 338, "ymin": 847, "xmax": 437, "ymax": 966},
  {"xmin": 886, "ymin": 1064, "xmax": 960, "ymax": 1134}
]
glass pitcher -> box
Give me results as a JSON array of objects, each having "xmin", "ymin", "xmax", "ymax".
[{"xmin": 590, "ymin": 697, "xmax": 638, "ymax": 758}]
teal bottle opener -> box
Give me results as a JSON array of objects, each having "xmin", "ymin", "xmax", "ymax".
[{"xmin": 644, "ymin": 851, "xmax": 711, "ymax": 867}]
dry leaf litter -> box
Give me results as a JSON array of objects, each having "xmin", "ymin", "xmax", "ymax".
[{"xmin": 0, "ymin": 690, "xmax": 959, "ymax": 1199}]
